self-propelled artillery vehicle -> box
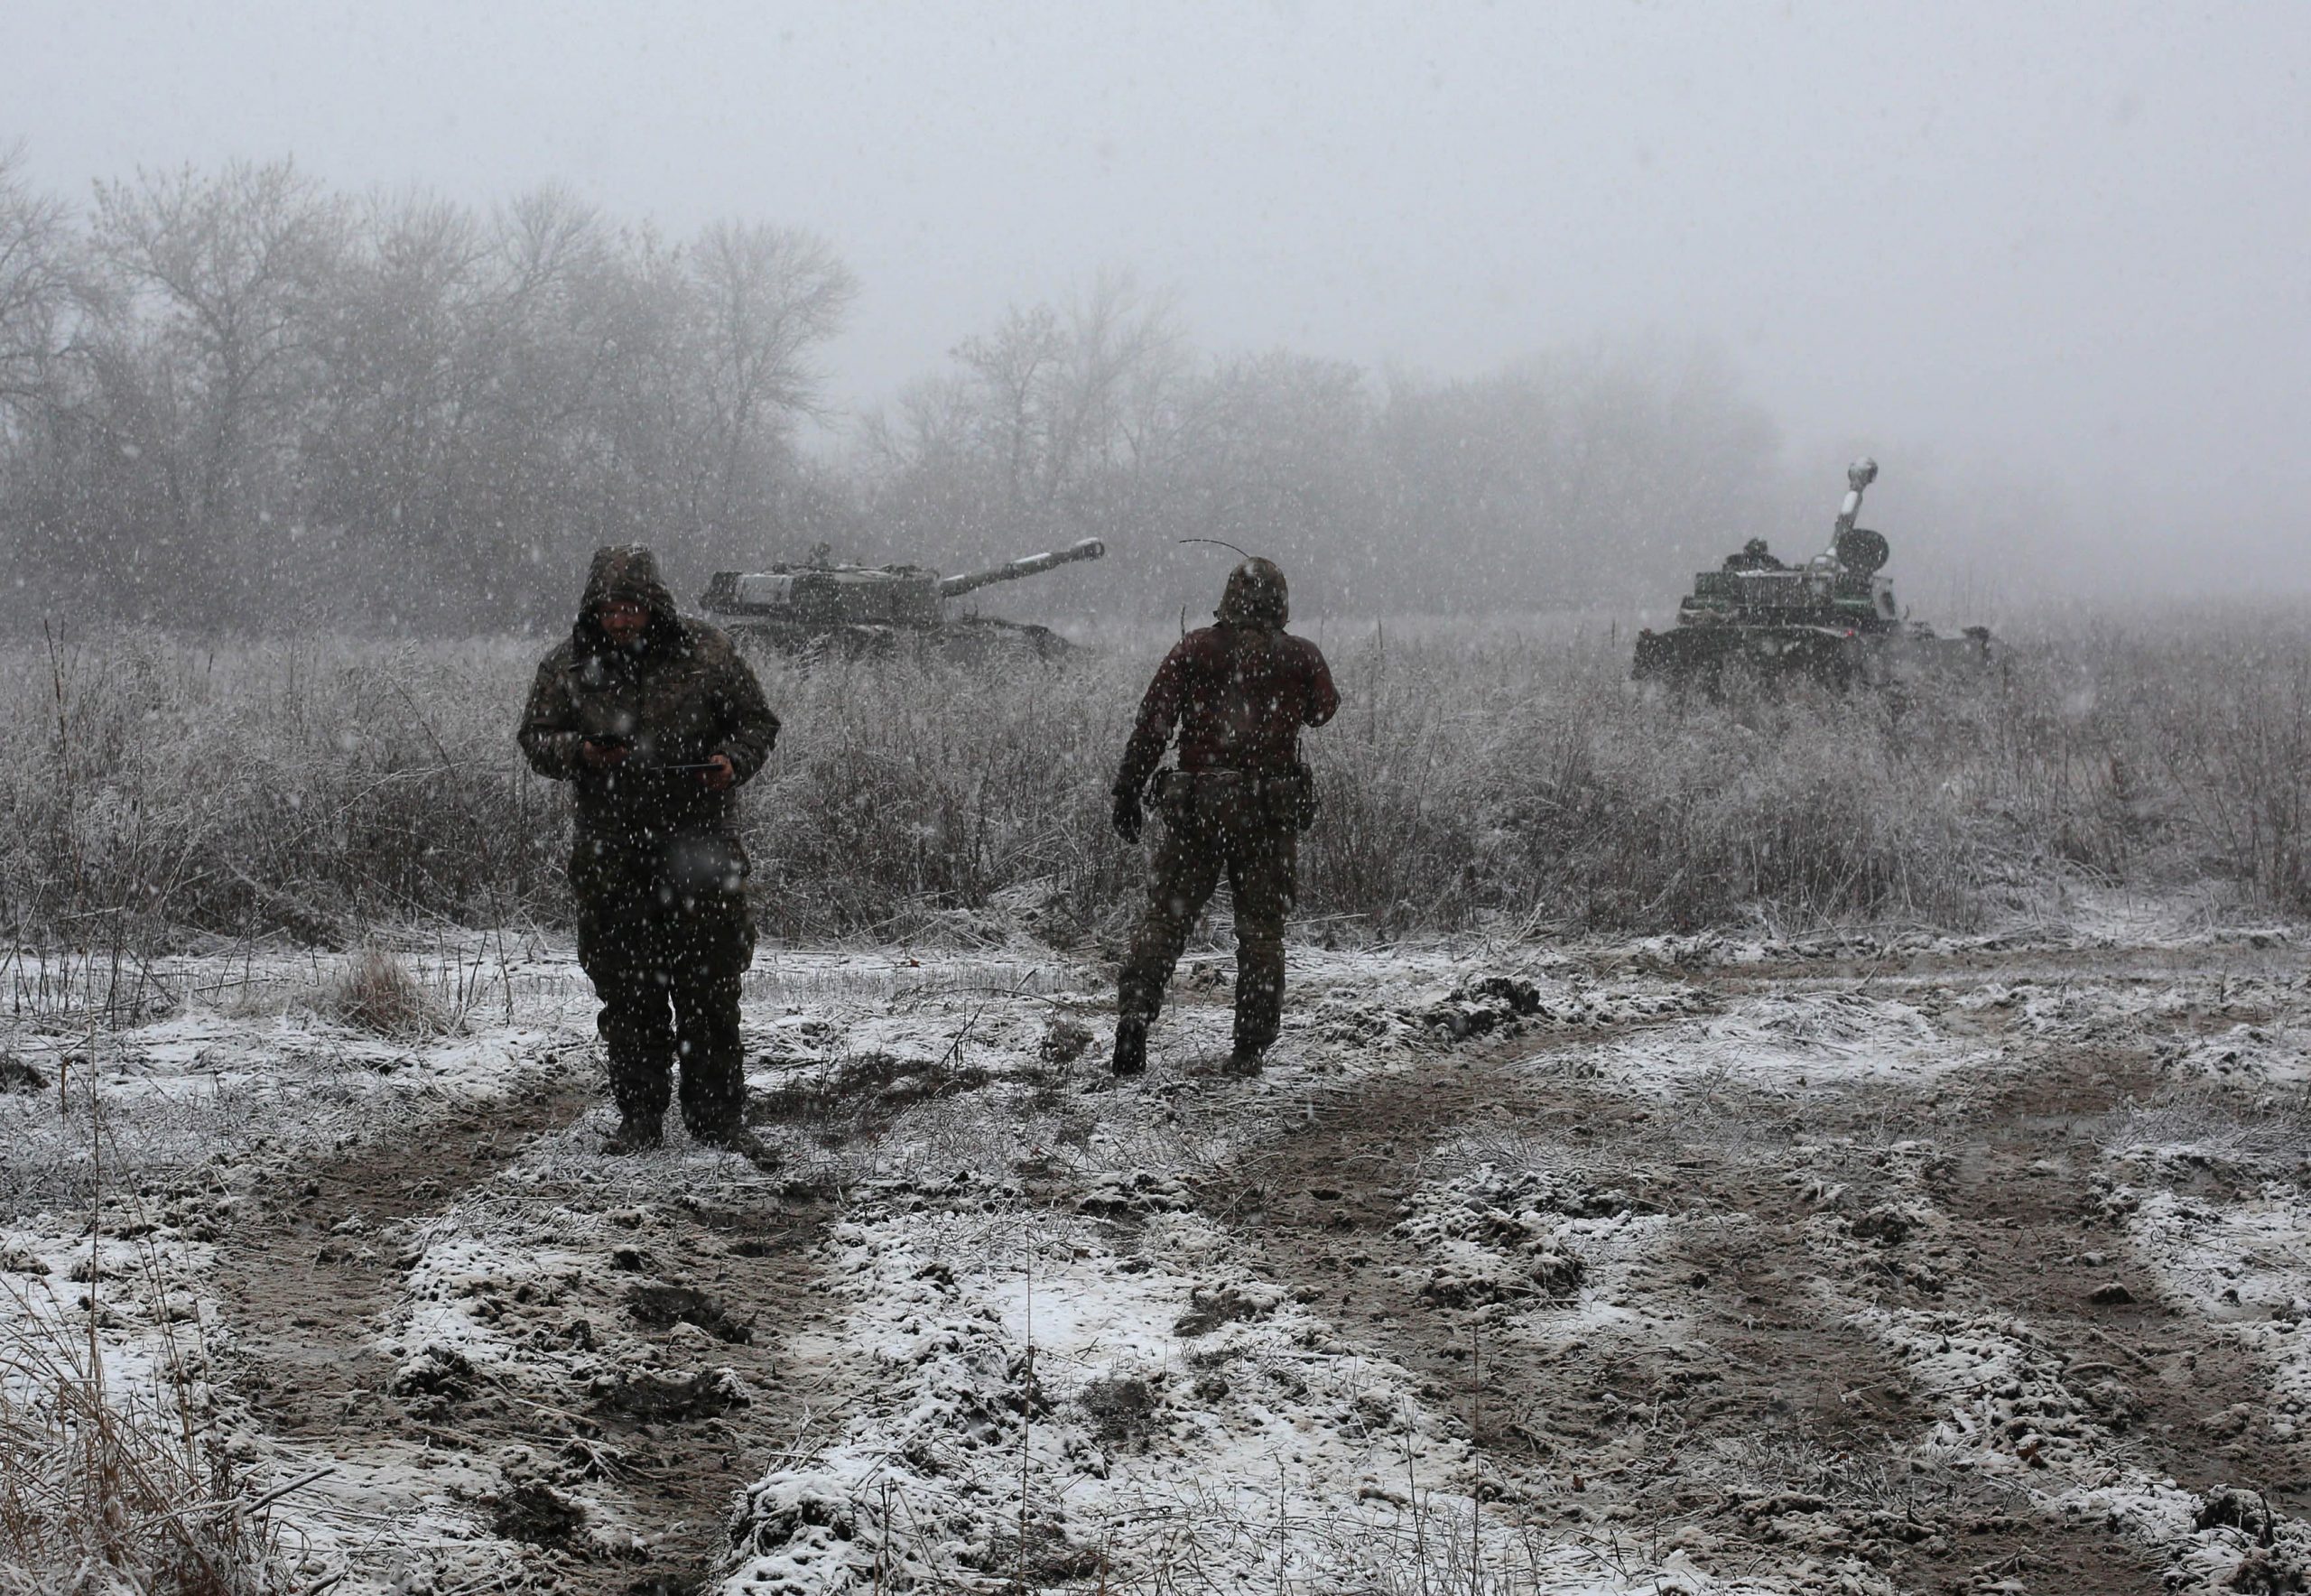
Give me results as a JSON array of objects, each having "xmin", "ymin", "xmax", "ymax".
[
  {"xmin": 1631, "ymin": 459, "xmax": 1990, "ymax": 691},
  {"xmin": 700, "ymin": 537, "xmax": 1106, "ymax": 658}
]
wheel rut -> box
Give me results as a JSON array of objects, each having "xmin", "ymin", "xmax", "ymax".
[
  {"xmin": 215, "ymin": 1061, "xmax": 838, "ymax": 1593},
  {"xmin": 1194, "ymin": 994, "xmax": 2243, "ymax": 1594}
]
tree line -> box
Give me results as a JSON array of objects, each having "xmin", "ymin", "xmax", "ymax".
[{"xmin": 1, "ymin": 152, "xmax": 1846, "ymax": 633}]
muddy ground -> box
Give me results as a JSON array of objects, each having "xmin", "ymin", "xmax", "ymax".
[{"xmin": 6, "ymin": 930, "xmax": 2311, "ymax": 1593}]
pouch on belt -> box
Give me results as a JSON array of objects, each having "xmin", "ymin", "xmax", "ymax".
[{"xmin": 1150, "ymin": 766, "xmax": 1319, "ymax": 834}]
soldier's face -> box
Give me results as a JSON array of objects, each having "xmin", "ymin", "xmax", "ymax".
[{"xmin": 599, "ymin": 600, "xmax": 649, "ymax": 645}]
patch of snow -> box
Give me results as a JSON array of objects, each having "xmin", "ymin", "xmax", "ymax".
[{"xmin": 1563, "ymin": 992, "xmax": 1990, "ymax": 1095}]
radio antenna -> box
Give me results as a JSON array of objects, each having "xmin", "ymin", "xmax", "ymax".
[{"xmin": 1176, "ymin": 536, "xmax": 1254, "ymax": 561}]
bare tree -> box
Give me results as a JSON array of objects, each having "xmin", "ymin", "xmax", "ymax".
[
  {"xmin": 690, "ymin": 220, "xmax": 857, "ymax": 502},
  {"xmin": 88, "ymin": 160, "xmax": 347, "ymax": 608},
  {"xmin": 305, "ymin": 190, "xmax": 488, "ymax": 592},
  {"xmin": 0, "ymin": 145, "xmax": 79, "ymax": 431},
  {"xmin": 955, "ymin": 302, "xmax": 1067, "ymax": 506}
]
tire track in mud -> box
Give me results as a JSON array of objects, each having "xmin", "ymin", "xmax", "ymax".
[
  {"xmin": 1192, "ymin": 997, "xmax": 2210, "ymax": 1594},
  {"xmin": 215, "ymin": 1060, "xmax": 838, "ymax": 1594},
  {"xmin": 219, "ymin": 1070, "xmax": 599, "ymax": 1443},
  {"xmin": 1926, "ymin": 1054, "xmax": 2311, "ymax": 1513},
  {"xmin": 1647, "ymin": 939, "xmax": 2303, "ymax": 995}
]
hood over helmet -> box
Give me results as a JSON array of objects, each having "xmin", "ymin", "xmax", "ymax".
[
  {"xmin": 1215, "ymin": 557, "xmax": 1289, "ymax": 628},
  {"xmin": 573, "ymin": 544, "xmax": 684, "ymax": 659}
]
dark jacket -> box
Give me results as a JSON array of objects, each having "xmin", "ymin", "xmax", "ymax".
[
  {"xmin": 1115, "ymin": 622, "xmax": 1340, "ymax": 798},
  {"xmin": 519, "ymin": 546, "xmax": 780, "ymax": 845}
]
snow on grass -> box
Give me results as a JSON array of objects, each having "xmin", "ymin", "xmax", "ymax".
[
  {"xmin": 1553, "ymin": 990, "xmax": 1989, "ymax": 1097},
  {"xmin": 255, "ymin": 1444, "xmax": 530, "ymax": 1596},
  {"xmin": 1853, "ymin": 1301, "xmax": 2311, "ymax": 1591},
  {"xmin": 16, "ymin": 928, "xmax": 2311, "ymax": 1591},
  {"xmin": 0, "ymin": 947, "xmax": 606, "ymax": 1595},
  {"xmin": 2130, "ymin": 1183, "xmax": 2311, "ymax": 1412},
  {"xmin": 2023, "ymin": 885, "xmax": 2297, "ymax": 952},
  {"xmin": 1948, "ymin": 970, "xmax": 2301, "ymax": 1046},
  {"xmin": 2158, "ymin": 1024, "xmax": 2311, "ymax": 1087},
  {"xmin": 0, "ymin": 1007, "xmax": 575, "ymax": 1220},
  {"xmin": 704, "ymin": 950, "xmax": 1805, "ymax": 1593}
]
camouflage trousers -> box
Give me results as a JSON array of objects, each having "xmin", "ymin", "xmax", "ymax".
[
  {"xmin": 572, "ymin": 834, "xmax": 756, "ymax": 1134},
  {"xmin": 1118, "ymin": 772, "xmax": 1301, "ymax": 1053}
]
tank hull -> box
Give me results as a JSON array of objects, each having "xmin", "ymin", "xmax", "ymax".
[
  {"xmin": 701, "ymin": 538, "xmax": 1103, "ymax": 657},
  {"xmin": 1633, "ymin": 621, "xmax": 1992, "ymax": 693},
  {"xmin": 727, "ymin": 614, "xmax": 1076, "ymax": 663},
  {"xmin": 1633, "ymin": 623, "xmax": 1866, "ymax": 690},
  {"xmin": 1631, "ymin": 461, "xmax": 1989, "ymax": 694}
]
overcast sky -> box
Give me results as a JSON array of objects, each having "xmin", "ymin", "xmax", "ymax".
[{"xmin": 5, "ymin": 0, "xmax": 2306, "ymax": 587}]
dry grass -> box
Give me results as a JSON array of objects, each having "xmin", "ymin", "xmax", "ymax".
[
  {"xmin": 314, "ymin": 947, "xmax": 446, "ymax": 1039},
  {"xmin": 0, "ymin": 1287, "xmax": 293, "ymax": 1595},
  {"xmin": 1, "ymin": 612, "xmax": 2306, "ymax": 970}
]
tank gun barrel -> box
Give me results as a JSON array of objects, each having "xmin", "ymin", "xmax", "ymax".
[
  {"xmin": 936, "ymin": 537, "xmax": 1106, "ymax": 598},
  {"xmin": 1828, "ymin": 456, "xmax": 1879, "ymax": 556}
]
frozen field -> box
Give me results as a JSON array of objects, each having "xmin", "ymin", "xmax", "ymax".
[{"xmin": 5, "ymin": 903, "xmax": 2311, "ymax": 1595}]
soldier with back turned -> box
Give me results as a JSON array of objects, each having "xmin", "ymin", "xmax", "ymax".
[{"xmin": 1109, "ymin": 558, "xmax": 1340, "ymax": 1077}]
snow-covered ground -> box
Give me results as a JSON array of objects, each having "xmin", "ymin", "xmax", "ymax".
[{"xmin": 5, "ymin": 915, "xmax": 2311, "ymax": 1593}]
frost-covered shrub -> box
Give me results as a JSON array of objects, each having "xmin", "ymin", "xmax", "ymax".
[{"xmin": 3, "ymin": 611, "xmax": 2306, "ymax": 952}]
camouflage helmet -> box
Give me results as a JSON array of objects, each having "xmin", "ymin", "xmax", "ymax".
[
  {"xmin": 1216, "ymin": 558, "xmax": 1289, "ymax": 627},
  {"xmin": 1743, "ymin": 537, "xmax": 1770, "ymax": 558}
]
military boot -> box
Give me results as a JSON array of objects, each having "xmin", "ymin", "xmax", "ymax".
[
  {"xmin": 602, "ymin": 1113, "xmax": 664, "ymax": 1155},
  {"xmin": 1111, "ymin": 1015, "xmax": 1148, "ymax": 1077},
  {"xmin": 1222, "ymin": 1044, "xmax": 1266, "ymax": 1078}
]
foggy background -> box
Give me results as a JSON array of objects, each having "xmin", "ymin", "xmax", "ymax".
[{"xmin": 0, "ymin": 0, "xmax": 2304, "ymax": 632}]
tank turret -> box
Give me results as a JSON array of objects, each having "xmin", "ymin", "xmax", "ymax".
[
  {"xmin": 701, "ymin": 537, "xmax": 1106, "ymax": 657},
  {"xmin": 1632, "ymin": 459, "xmax": 1990, "ymax": 691}
]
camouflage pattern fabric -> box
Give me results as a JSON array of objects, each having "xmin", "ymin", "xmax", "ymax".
[
  {"xmin": 1111, "ymin": 567, "xmax": 1338, "ymax": 1060},
  {"xmin": 517, "ymin": 545, "xmax": 780, "ymax": 843},
  {"xmin": 573, "ymin": 835, "xmax": 754, "ymax": 1131},
  {"xmin": 1118, "ymin": 772, "xmax": 1301, "ymax": 1054},
  {"xmin": 519, "ymin": 545, "xmax": 779, "ymax": 1135}
]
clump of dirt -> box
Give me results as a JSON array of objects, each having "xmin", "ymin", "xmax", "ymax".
[
  {"xmin": 1422, "ymin": 977, "xmax": 1544, "ymax": 1041},
  {"xmin": 1305, "ymin": 990, "xmax": 1415, "ymax": 1049},
  {"xmin": 626, "ymin": 1283, "xmax": 753, "ymax": 1344},
  {"xmin": 0, "ymin": 1053, "xmax": 47, "ymax": 1093},
  {"xmin": 2227, "ymin": 1546, "xmax": 2311, "ymax": 1594},
  {"xmin": 1039, "ymin": 1016, "xmax": 1094, "ymax": 1064},
  {"xmin": 1851, "ymin": 1205, "xmax": 1917, "ymax": 1247},
  {"xmin": 492, "ymin": 1480, "xmax": 588, "ymax": 1548},
  {"xmin": 0, "ymin": 1244, "xmax": 50, "ymax": 1275},
  {"xmin": 1080, "ymin": 1373, "xmax": 1163, "ymax": 1450},
  {"xmin": 1419, "ymin": 1248, "xmax": 1585, "ymax": 1308},
  {"xmin": 1392, "ymin": 1163, "xmax": 1629, "ymax": 1305},
  {"xmin": 388, "ymin": 1345, "xmax": 477, "ymax": 1411},
  {"xmin": 1078, "ymin": 1170, "xmax": 1193, "ymax": 1216},
  {"xmin": 751, "ymin": 1052, "xmax": 992, "ymax": 1139},
  {"xmin": 1412, "ymin": 975, "xmax": 1718, "ymax": 1044},
  {"xmin": 2198, "ymin": 1487, "xmax": 2280, "ymax": 1541},
  {"xmin": 1174, "ymin": 1283, "xmax": 1278, "ymax": 1337},
  {"xmin": 590, "ymin": 1366, "xmax": 752, "ymax": 1423},
  {"xmin": 961, "ymin": 1516, "xmax": 1104, "ymax": 1584}
]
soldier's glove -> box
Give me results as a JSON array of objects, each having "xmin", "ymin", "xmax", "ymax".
[{"xmin": 1111, "ymin": 787, "xmax": 1144, "ymax": 844}]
